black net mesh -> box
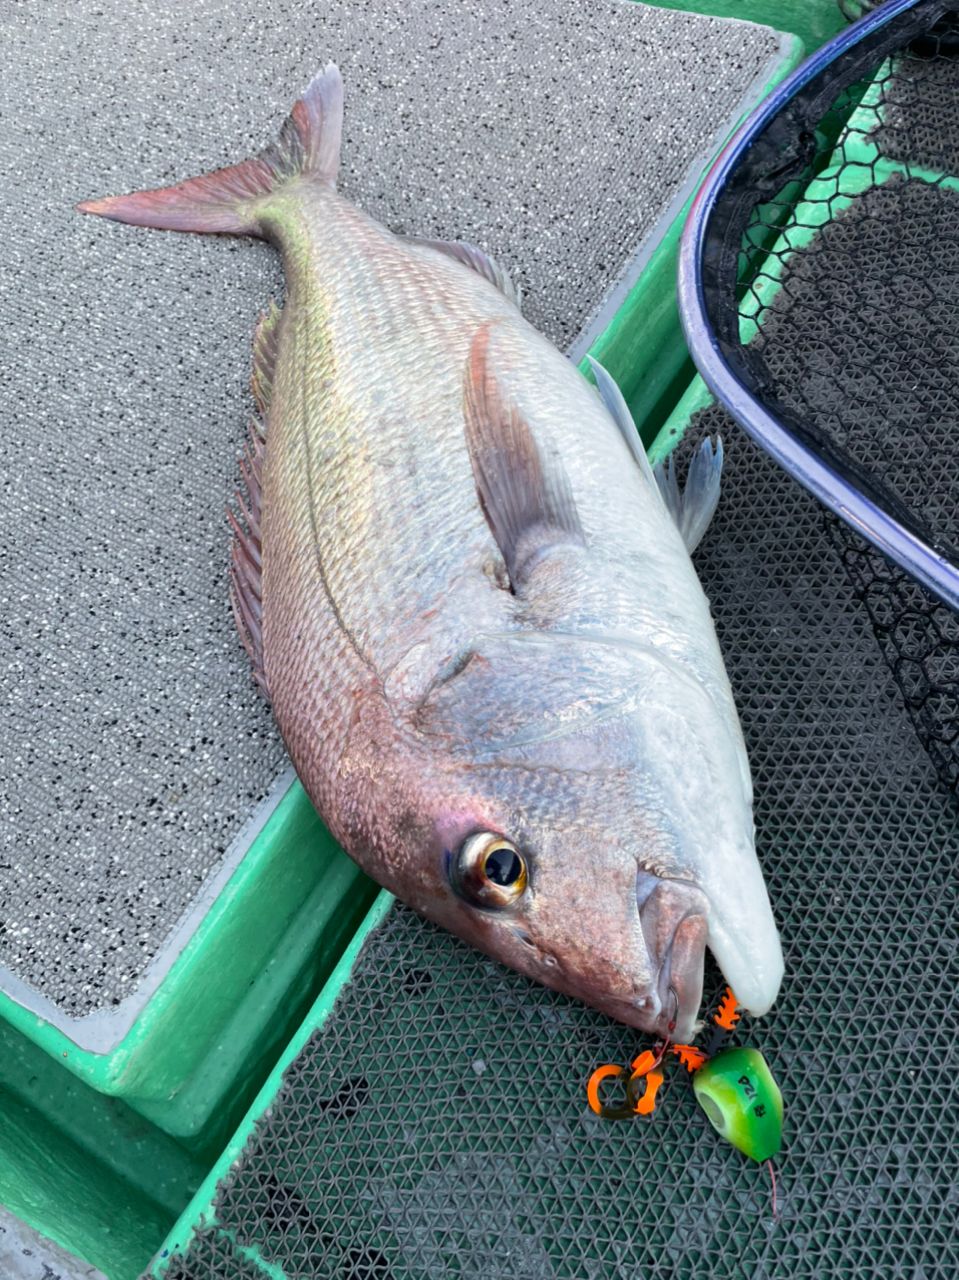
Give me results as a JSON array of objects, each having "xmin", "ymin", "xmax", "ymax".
[
  {"xmin": 702, "ymin": 0, "xmax": 959, "ymax": 797},
  {"xmin": 155, "ymin": 423, "xmax": 959, "ymax": 1280}
]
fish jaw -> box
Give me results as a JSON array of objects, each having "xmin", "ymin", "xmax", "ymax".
[
  {"xmin": 636, "ymin": 873, "xmax": 709, "ymax": 1040},
  {"xmin": 513, "ymin": 899, "xmax": 706, "ymax": 1042}
]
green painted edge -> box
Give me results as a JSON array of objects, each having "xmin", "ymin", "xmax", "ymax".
[
  {"xmin": 648, "ymin": 376, "xmax": 717, "ymax": 464},
  {"xmin": 232, "ymin": 1238, "xmax": 289, "ymax": 1280},
  {"xmin": 639, "ymin": 0, "xmax": 846, "ymax": 54},
  {"xmin": 148, "ymin": 890, "xmax": 395, "ymax": 1276},
  {"xmin": 0, "ymin": 779, "xmax": 374, "ymax": 1142}
]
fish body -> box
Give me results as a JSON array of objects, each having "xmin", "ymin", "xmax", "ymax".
[{"xmin": 79, "ymin": 66, "xmax": 783, "ymax": 1039}]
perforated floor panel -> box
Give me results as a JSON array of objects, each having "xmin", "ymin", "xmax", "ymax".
[
  {"xmin": 0, "ymin": 1, "xmax": 787, "ymax": 1020},
  {"xmin": 153, "ymin": 428, "xmax": 959, "ymax": 1280}
]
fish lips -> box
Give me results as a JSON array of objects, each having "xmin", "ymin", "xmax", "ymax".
[{"xmin": 636, "ymin": 872, "xmax": 709, "ymax": 1041}]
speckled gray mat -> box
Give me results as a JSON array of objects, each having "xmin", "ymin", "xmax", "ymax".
[
  {"xmin": 0, "ymin": 1206, "xmax": 106, "ymax": 1280},
  {"xmin": 0, "ymin": 0, "xmax": 786, "ymax": 1019}
]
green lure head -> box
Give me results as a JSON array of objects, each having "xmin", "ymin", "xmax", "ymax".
[{"xmin": 692, "ymin": 1046, "xmax": 783, "ymax": 1162}]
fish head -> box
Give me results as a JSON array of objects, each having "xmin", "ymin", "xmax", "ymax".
[
  {"xmin": 430, "ymin": 807, "xmax": 710, "ymax": 1041},
  {"xmin": 400, "ymin": 633, "xmax": 782, "ymax": 1041}
]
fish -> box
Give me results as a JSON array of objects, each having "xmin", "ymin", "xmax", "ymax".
[{"xmin": 78, "ymin": 64, "xmax": 783, "ymax": 1041}]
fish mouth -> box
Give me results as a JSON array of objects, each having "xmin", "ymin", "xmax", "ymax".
[
  {"xmin": 655, "ymin": 912, "xmax": 707, "ymax": 1041},
  {"xmin": 636, "ymin": 871, "xmax": 708, "ymax": 1041}
]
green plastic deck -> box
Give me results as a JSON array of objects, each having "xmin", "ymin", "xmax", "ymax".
[{"xmin": 0, "ymin": 787, "xmax": 378, "ymax": 1146}]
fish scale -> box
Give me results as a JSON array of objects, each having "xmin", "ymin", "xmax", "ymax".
[
  {"xmin": 78, "ymin": 63, "xmax": 783, "ymax": 1040},
  {"xmin": 264, "ymin": 214, "xmax": 509, "ymax": 688}
]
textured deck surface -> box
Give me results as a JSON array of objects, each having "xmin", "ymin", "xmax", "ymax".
[
  {"xmin": 0, "ymin": 0, "xmax": 783, "ymax": 1017},
  {"xmin": 159, "ymin": 425, "xmax": 959, "ymax": 1280},
  {"xmin": 0, "ymin": 1207, "xmax": 106, "ymax": 1280}
]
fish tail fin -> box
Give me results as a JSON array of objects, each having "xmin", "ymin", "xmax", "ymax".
[{"xmin": 76, "ymin": 64, "xmax": 344, "ymax": 237}]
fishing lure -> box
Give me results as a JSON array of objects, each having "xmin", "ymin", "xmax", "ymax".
[{"xmin": 586, "ymin": 987, "xmax": 783, "ymax": 1211}]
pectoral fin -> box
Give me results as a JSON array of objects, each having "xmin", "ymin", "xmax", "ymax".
[
  {"xmin": 587, "ymin": 356, "xmax": 723, "ymax": 555},
  {"xmin": 463, "ymin": 324, "xmax": 584, "ymax": 591}
]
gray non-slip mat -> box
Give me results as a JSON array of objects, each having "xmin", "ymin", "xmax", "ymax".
[
  {"xmin": 154, "ymin": 421, "xmax": 959, "ymax": 1280},
  {"xmin": 0, "ymin": 0, "xmax": 786, "ymax": 1019},
  {"xmin": 877, "ymin": 44, "xmax": 959, "ymax": 172}
]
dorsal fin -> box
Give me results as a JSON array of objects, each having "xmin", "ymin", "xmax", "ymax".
[
  {"xmin": 229, "ymin": 426, "xmax": 268, "ymax": 698},
  {"xmin": 251, "ymin": 299, "xmax": 282, "ymax": 421},
  {"xmin": 463, "ymin": 323, "xmax": 584, "ymax": 591},
  {"xmin": 409, "ymin": 237, "xmax": 522, "ymax": 309}
]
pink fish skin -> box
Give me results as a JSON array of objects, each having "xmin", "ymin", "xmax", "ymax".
[{"xmin": 78, "ymin": 66, "xmax": 783, "ymax": 1041}]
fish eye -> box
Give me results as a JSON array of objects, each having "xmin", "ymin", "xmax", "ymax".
[{"xmin": 452, "ymin": 832, "xmax": 528, "ymax": 909}]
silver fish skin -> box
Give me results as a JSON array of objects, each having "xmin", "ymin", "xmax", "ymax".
[{"xmin": 78, "ymin": 65, "xmax": 783, "ymax": 1040}]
